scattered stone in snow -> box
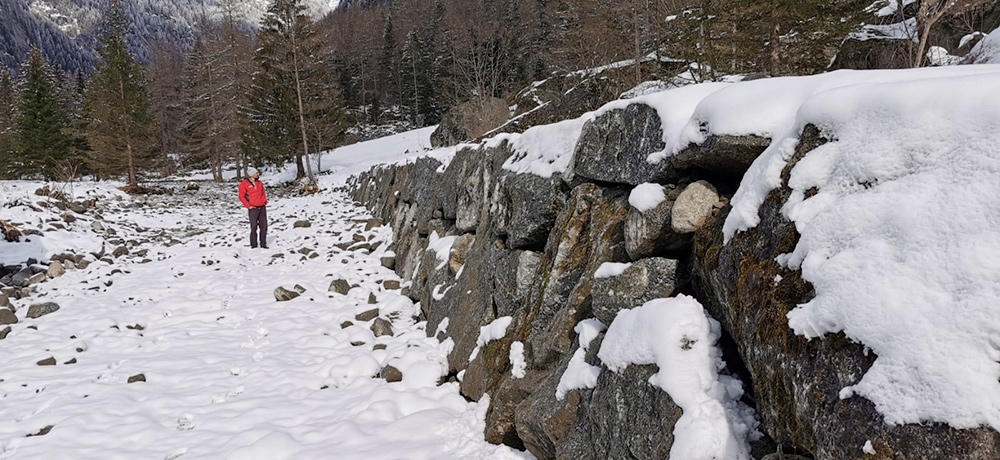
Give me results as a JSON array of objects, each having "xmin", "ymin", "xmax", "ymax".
[
  {"xmin": 328, "ymin": 279, "xmax": 351, "ymax": 294},
  {"xmin": 26, "ymin": 302, "xmax": 60, "ymax": 319},
  {"xmin": 293, "ymin": 284, "xmax": 307, "ymax": 294},
  {"xmin": 0, "ymin": 308, "xmax": 16, "ymax": 325},
  {"xmin": 128, "ymin": 374, "xmax": 146, "ymax": 383},
  {"xmin": 365, "ymin": 218, "xmax": 383, "ymax": 231},
  {"xmin": 293, "ymin": 220, "xmax": 311, "ymax": 228},
  {"xmin": 355, "ymin": 309, "xmax": 379, "ymax": 322},
  {"xmin": 37, "ymin": 357, "xmax": 57, "ymax": 366},
  {"xmin": 373, "ymin": 343, "xmax": 388, "ymax": 351},
  {"xmin": 0, "ymin": 326, "xmax": 10, "ymax": 339},
  {"xmin": 26, "ymin": 425, "xmax": 54, "ymax": 437},
  {"xmin": 368, "ymin": 292, "xmax": 378, "ymax": 304},
  {"xmin": 340, "ymin": 321, "xmax": 353, "ymax": 329},
  {"xmin": 381, "ymin": 364, "xmax": 403, "ymax": 383},
  {"xmin": 64, "ymin": 358, "xmax": 77, "ymax": 365},
  {"xmin": 371, "ymin": 318, "xmax": 394, "ymax": 337},
  {"xmin": 380, "ymin": 255, "xmax": 396, "ymax": 270},
  {"xmin": 47, "ymin": 261, "xmax": 66, "ymax": 278},
  {"xmin": 383, "ymin": 280, "xmax": 401, "ymax": 290},
  {"xmin": 273, "ymin": 287, "xmax": 300, "ymax": 302}
]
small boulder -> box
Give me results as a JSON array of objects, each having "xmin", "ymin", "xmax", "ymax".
[
  {"xmin": 27, "ymin": 302, "xmax": 60, "ymax": 319},
  {"xmin": 355, "ymin": 309, "xmax": 380, "ymax": 322},
  {"xmin": 328, "ymin": 279, "xmax": 351, "ymax": 295},
  {"xmin": 380, "ymin": 256, "xmax": 396, "ymax": 270},
  {"xmin": 365, "ymin": 218, "xmax": 383, "ymax": 231},
  {"xmin": 293, "ymin": 220, "xmax": 311, "ymax": 228},
  {"xmin": 0, "ymin": 326, "xmax": 10, "ymax": 340},
  {"xmin": 47, "ymin": 261, "xmax": 66, "ymax": 278},
  {"xmin": 112, "ymin": 246, "xmax": 129, "ymax": 258},
  {"xmin": 592, "ymin": 258, "xmax": 684, "ymax": 326},
  {"xmin": 0, "ymin": 309, "xmax": 15, "ymax": 325},
  {"xmin": 26, "ymin": 272, "xmax": 47, "ymax": 286},
  {"xmin": 671, "ymin": 180, "xmax": 719, "ymax": 234},
  {"xmin": 380, "ymin": 364, "xmax": 403, "ymax": 383},
  {"xmin": 37, "ymin": 357, "xmax": 57, "ymax": 366},
  {"xmin": 352, "ymin": 233, "xmax": 366, "ymax": 243},
  {"xmin": 382, "ymin": 280, "xmax": 401, "ymax": 290},
  {"xmin": 273, "ymin": 287, "xmax": 300, "ymax": 302},
  {"xmin": 293, "ymin": 284, "xmax": 307, "ymax": 294},
  {"xmin": 371, "ymin": 318, "xmax": 394, "ymax": 337},
  {"xmin": 127, "ymin": 374, "xmax": 146, "ymax": 383},
  {"xmin": 373, "ymin": 343, "xmax": 388, "ymax": 351},
  {"xmin": 0, "ymin": 293, "xmax": 10, "ymax": 308},
  {"xmin": 368, "ymin": 293, "xmax": 378, "ymax": 304},
  {"xmin": 340, "ymin": 321, "xmax": 353, "ymax": 329}
]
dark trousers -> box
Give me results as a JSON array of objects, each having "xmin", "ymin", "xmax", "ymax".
[{"xmin": 249, "ymin": 206, "xmax": 268, "ymax": 248}]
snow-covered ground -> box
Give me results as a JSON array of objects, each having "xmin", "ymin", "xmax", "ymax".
[{"xmin": 0, "ymin": 177, "xmax": 528, "ymax": 458}]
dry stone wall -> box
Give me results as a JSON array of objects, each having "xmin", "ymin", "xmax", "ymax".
[{"xmin": 348, "ymin": 103, "xmax": 999, "ymax": 459}]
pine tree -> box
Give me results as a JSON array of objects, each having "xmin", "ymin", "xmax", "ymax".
[
  {"xmin": 0, "ymin": 67, "xmax": 19, "ymax": 179},
  {"xmin": 83, "ymin": 0, "xmax": 158, "ymax": 189},
  {"xmin": 244, "ymin": 0, "xmax": 344, "ymax": 182},
  {"xmin": 14, "ymin": 45, "xmax": 72, "ymax": 180}
]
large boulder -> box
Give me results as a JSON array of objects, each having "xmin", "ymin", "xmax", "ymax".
[
  {"xmin": 591, "ymin": 258, "xmax": 684, "ymax": 326},
  {"xmin": 494, "ymin": 172, "xmax": 569, "ymax": 251},
  {"xmin": 692, "ymin": 125, "xmax": 1000, "ymax": 459},
  {"xmin": 624, "ymin": 183, "xmax": 686, "ymax": 259},
  {"xmin": 572, "ymin": 103, "xmax": 674, "ymax": 186},
  {"xmin": 670, "ymin": 134, "xmax": 771, "ymax": 179}
]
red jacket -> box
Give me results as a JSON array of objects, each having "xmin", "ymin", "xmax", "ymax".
[{"xmin": 239, "ymin": 179, "xmax": 268, "ymax": 208}]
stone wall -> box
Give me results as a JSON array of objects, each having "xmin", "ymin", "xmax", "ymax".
[{"xmin": 347, "ymin": 103, "xmax": 1000, "ymax": 459}]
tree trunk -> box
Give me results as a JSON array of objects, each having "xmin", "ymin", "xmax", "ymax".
[
  {"xmin": 769, "ymin": 20, "xmax": 781, "ymax": 77},
  {"xmin": 291, "ymin": 32, "xmax": 314, "ymax": 183}
]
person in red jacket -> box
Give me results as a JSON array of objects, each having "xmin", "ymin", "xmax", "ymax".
[{"xmin": 238, "ymin": 167, "xmax": 269, "ymax": 249}]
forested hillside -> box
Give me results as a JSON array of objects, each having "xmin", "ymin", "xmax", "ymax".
[{"xmin": 1, "ymin": 0, "xmax": 999, "ymax": 186}]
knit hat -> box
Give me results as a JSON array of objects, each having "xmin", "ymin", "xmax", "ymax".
[{"xmin": 247, "ymin": 167, "xmax": 259, "ymax": 177}]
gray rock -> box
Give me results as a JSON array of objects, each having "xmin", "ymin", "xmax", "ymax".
[
  {"xmin": 273, "ymin": 287, "xmax": 300, "ymax": 302},
  {"xmin": 449, "ymin": 234, "xmax": 476, "ymax": 274},
  {"xmin": 496, "ymin": 172, "xmax": 568, "ymax": 250},
  {"xmin": 671, "ymin": 133, "xmax": 770, "ymax": 178},
  {"xmin": 10, "ymin": 267, "xmax": 33, "ymax": 287},
  {"xmin": 382, "ymin": 280, "xmax": 401, "ymax": 290},
  {"xmin": 0, "ymin": 326, "xmax": 10, "ymax": 340},
  {"xmin": 26, "ymin": 272, "xmax": 46, "ymax": 286},
  {"xmin": 27, "ymin": 302, "xmax": 60, "ymax": 319},
  {"xmin": 293, "ymin": 220, "xmax": 311, "ymax": 228},
  {"xmin": 381, "ymin": 364, "xmax": 403, "ymax": 383},
  {"xmin": 128, "ymin": 374, "xmax": 146, "ymax": 383},
  {"xmin": 572, "ymin": 103, "xmax": 673, "ymax": 186},
  {"xmin": 364, "ymin": 218, "xmax": 383, "ymax": 231},
  {"xmin": 293, "ymin": 285, "xmax": 307, "ymax": 294},
  {"xmin": 380, "ymin": 255, "xmax": 396, "ymax": 270},
  {"xmin": 112, "ymin": 246, "xmax": 129, "ymax": 258},
  {"xmin": 328, "ymin": 279, "xmax": 351, "ymax": 295},
  {"xmin": 671, "ymin": 180, "xmax": 719, "ymax": 234},
  {"xmin": 371, "ymin": 318, "xmax": 394, "ymax": 337},
  {"xmin": 355, "ymin": 308, "xmax": 379, "ymax": 322},
  {"xmin": 592, "ymin": 258, "xmax": 683, "ymax": 326},
  {"xmin": 0, "ymin": 292, "xmax": 10, "ymax": 308},
  {"xmin": 624, "ymin": 183, "xmax": 686, "ymax": 259},
  {"xmin": 37, "ymin": 357, "xmax": 57, "ymax": 366},
  {"xmin": 0, "ymin": 307, "xmax": 17, "ymax": 325},
  {"xmin": 47, "ymin": 261, "xmax": 66, "ymax": 278}
]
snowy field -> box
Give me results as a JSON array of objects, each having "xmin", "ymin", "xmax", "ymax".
[{"xmin": 0, "ymin": 130, "xmax": 529, "ymax": 459}]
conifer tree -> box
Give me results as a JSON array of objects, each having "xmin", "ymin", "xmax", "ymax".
[
  {"xmin": 15, "ymin": 45, "xmax": 71, "ymax": 179},
  {"xmin": 0, "ymin": 67, "xmax": 19, "ymax": 179},
  {"xmin": 244, "ymin": 0, "xmax": 343, "ymax": 182},
  {"xmin": 83, "ymin": 0, "xmax": 158, "ymax": 189}
]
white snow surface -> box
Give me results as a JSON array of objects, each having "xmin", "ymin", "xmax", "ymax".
[
  {"xmin": 967, "ymin": 27, "xmax": 1000, "ymax": 64},
  {"xmin": 555, "ymin": 319, "xmax": 606, "ymax": 401},
  {"xmin": 725, "ymin": 64, "xmax": 1000, "ymax": 430},
  {"xmin": 598, "ymin": 296, "xmax": 755, "ymax": 460},
  {"xmin": 628, "ymin": 183, "xmax": 667, "ymax": 213},
  {"xmin": 594, "ymin": 262, "xmax": 632, "ymax": 279},
  {"xmin": 0, "ymin": 132, "xmax": 530, "ymax": 459},
  {"xmin": 509, "ymin": 342, "xmax": 526, "ymax": 379}
]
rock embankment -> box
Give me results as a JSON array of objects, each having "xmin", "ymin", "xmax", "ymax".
[{"xmin": 348, "ymin": 99, "xmax": 1000, "ymax": 459}]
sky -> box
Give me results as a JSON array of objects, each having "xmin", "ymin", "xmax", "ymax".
[{"xmin": 5, "ymin": 56, "xmax": 1000, "ymax": 458}]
